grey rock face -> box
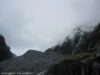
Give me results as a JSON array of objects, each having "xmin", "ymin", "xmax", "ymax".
[{"xmin": 0, "ymin": 50, "xmax": 67, "ymax": 75}]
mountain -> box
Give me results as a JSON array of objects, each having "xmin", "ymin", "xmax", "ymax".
[
  {"xmin": 45, "ymin": 23, "xmax": 100, "ymax": 75},
  {"xmin": 0, "ymin": 35, "xmax": 14, "ymax": 62},
  {"xmin": 0, "ymin": 23, "xmax": 100, "ymax": 75},
  {"xmin": 47, "ymin": 24, "xmax": 99, "ymax": 55},
  {"xmin": 0, "ymin": 49, "xmax": 67, "ymax": 74}
]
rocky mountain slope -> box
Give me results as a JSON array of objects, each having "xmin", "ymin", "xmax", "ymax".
[
  {"xmin": 0, "ymin": 49, "xmax": 67, "ymax": 74},
  {"xmin": 0, "ymin": 23, "xmax": 100, "ymax": 75},
  {"xmin": 45, "ymin": 24, "xmax": 100, "ymax": 75}
]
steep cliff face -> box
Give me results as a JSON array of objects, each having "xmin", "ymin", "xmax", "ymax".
[
  {"xmin": 47, "ymin": 24, "xmax": 100, "ymax": 55},
  {"xmin": 46, "ymin": 52, "xmax": 96, "ymax": 75},
  {"xmin": 0, "ymin": 35, "xmax": 13, "ymax": 62},
  {"xmin": 46, "ymin": 24, "xmax": 100, "ymax": 75}
]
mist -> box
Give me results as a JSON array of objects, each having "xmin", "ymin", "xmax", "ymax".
[{"xmin": 0, "ymin": 0, "xmax": 100, "ymax": 55}]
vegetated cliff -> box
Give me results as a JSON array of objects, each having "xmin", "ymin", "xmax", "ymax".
[{"xmin": 46, "ymin": 24, "xmax": 100, "ymax": 75}]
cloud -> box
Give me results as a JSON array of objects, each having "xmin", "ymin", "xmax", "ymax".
[{"xmin": 0, "ymin": 0, "xmax": 100, "ymax": 55}]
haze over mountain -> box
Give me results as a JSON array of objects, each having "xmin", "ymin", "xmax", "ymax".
[
  {"xmin": 0, "ymin": 0, "xmax": 100, "ymax": 55},
  {"xmin": 0, "ymin": 23, "xmax": 100, "ymax": 75}
]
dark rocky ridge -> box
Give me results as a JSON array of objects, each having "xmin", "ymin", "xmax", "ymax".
[
  {"xmin": 0, "ymin": 35, "xmax": 13, "ymax": 62},
  {"xmin": 46, "ymin": 23, "xmax": 100, "ymax": 75},
  {"xmin": 47, "ymin": 23, "xmax": 100, "ymax": 55}
]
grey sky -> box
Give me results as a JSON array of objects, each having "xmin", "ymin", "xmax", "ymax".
[{"xmin": 0, "ymin": 0, "xmax": 100, "ymax": 55}]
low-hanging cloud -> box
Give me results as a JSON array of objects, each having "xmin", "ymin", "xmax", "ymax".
[{"xmin": 0, "ymin": 0, "xmax": 100, "ymax": 55}]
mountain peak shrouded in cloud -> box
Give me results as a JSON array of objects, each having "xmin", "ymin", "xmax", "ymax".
[{"xmin": 0, "ymin": 0, "xmax": 100, "ymax": 55}]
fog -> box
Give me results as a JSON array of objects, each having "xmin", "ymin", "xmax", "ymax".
[{"xmin": 0, "ymin": 0, "xmax": 100, "ymax": 55}]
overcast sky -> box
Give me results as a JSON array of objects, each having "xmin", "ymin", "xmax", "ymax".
[{"xmin": 0, "ymin": 0, "xmax": 100, "ymax": 55}]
